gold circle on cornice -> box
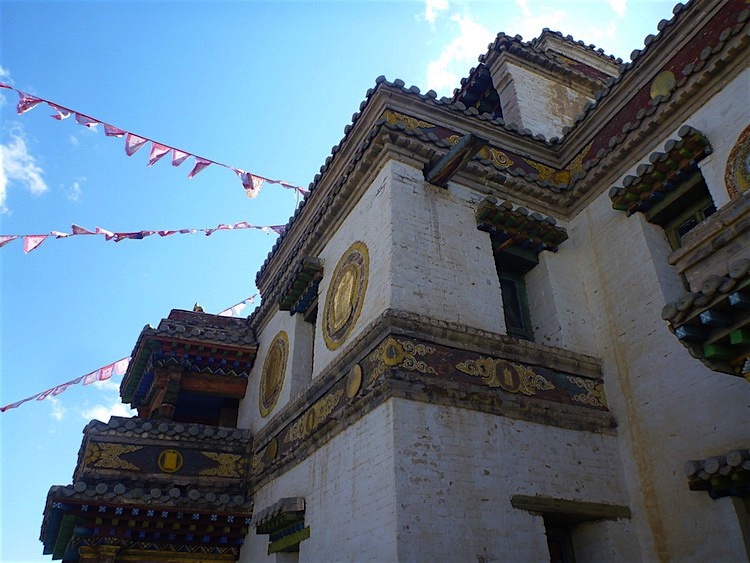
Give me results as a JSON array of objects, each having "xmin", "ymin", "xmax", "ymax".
[
  {"xmin": 346, "ymin": 364, "xmax": 363, "ymax": 398},
  {"xmin": 259, "ymin": 331, "xmax": 289, "ymax": 418},
  {"xmin": 267, "ymin": 438, "xmax": 278, "ymax": 461},
  {"xmin": 725, "ymin": 124, "xmax": 750, "ymax": 199},
  {"xmin": 650, "ymin": 70, "xmax": 676, "ymax": 99},
  {"xmin": 157, "ymin": 449, "xmax": 183, "ymax": 473},
  {"xmin": 305, "ymin": 409, "xmax": 317, "ymax": 433},
  {"xmin": 323, "ymin": 241, "xmax": 369, "ymax": 351}
]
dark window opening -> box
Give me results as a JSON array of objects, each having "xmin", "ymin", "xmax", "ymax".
[
  {"xmin": 493, "ymin": 244, "xmax": 537, "ymax": 342},
  {"xmin": 647, "ymin": 174, "xmax": 715, "ymax": 250},
  {"xmin": 545, "ymin": 520, "xmax": 576, "ymax": 563}
]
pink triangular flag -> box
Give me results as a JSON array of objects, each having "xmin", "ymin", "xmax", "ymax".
[
  {"xmin": 96, "ymin": 226, "xmax": 115, "ymax": 240},
  {"xmin": 216, "ymin": 224, "xmax": 232, "ymax": 230},
  {"xmin": 99, "ymin": 364, "xmax": 114, "ymax": 381},
  {"xmin": 203, "ymin": 229, "xmax": 216, "ymax": 236},
  {"xmin": 17, "ymin": 92, "xmax": 42, "ymax": 114},
  {"xmin": 75, "ymin": 113, "xmax": 99, "ymax": 128},
  {"xmin": 188, "ymin": 158, "xmax": 211, "ymax": 178},
  {"xmin": 82, "ymin": 370, "xmax": 98, "ymax": 385},
  {"xmin": 171, "ymin": 149, "xmax": 190, "ymax": 166},
  {"xmin": 23, "ymin": 235, "xmax": 48, "ymax": 253},
  {"xmin": 71, "ymin": 224, "xmax": 95, "ymax": 235},
  {"xmin": 147, "ymin": 143, "xmax": 171, "ymax": 166},
  {"xmin": 36, "ymin": 388, "xmax": 54, "ymax": 401},
  {"xmin": 1, "ymin": 396, "xmax": 36, "ymax": 412},
  {"xmin": 0, "ymin": 235, "xmax": 19, "ymax": 248},
  {"xmin": 125, "ymin": 133, "xmax": 148, "ymax": 156},
  {"xmin": 103, "ymin": 123, "xmax": 126, "ymax": 137},
  {"xmin": 238, "ymin": 171, "xmax": 265, "ymax": 198},
  {"xmin": 113, "ymin": 358, "xmax": 130, "ymax": 375},
  {"xmin": 50, "ymin": 231, "xmax": 70, "ymax": 238},
  {"xmin": 233, "ymin": 222, "xmax": 251, "ymax": 229},
  {"xmin": 270, "ymin": 225, "xmax": 287, "ymax": 235},
  {"xmin": 157, "ymin": 230, "xmax": 177, "ymax": 237},
  {"xmin": 48, "ymin": 103, "xmax": 72, "ymax": 120},
  {"xmin": 0, "ymin": 82, "xmax": 12, "ymax": 90}
]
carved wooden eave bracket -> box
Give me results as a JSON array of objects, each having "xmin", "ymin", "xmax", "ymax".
[
  {"xmin": 476, "ymin": 196, "xmax": 569, "ymax": 253},
  {"xmin": 425, "ymin": 133, "xmax": 488, "ymax": 187},
  {"xmin": 251, "ymin": 497, "xmax": 309, "ymax": 554},
  {"xmin": 278, "ymin": 256, "xmax": 323, "ymax": 315},
  {"xmin": 662, "ymin": 258, "xmax": 750, "ymax": 377},
  {"xmin": 684, "ymin": 447, "xmax": 750, "ymax": 499},
  {"xmin": 608, "ymin": 126, "xmax": 712, "ymax": 216}
]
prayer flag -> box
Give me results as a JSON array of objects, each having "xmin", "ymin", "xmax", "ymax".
[
  {"xmin": 147, "ymin": 143, "xmax": 171, "ymax": 166},
  {"xmin": 0, "ymin": 235, "xmax": 19, "ymax": 248},
  {"xmin": 23, "ymin": 235, "xmax": 47, "ymax": 253},
  {"xmin": 171, "ymin": 149, "xmax": 190, "ymax": 166},
  {"xmin": 125, "ymin": 133, "xmax": 148, "ymax": 156},
  {"xmin": 48, "ymin": 103, "xmax": 72, "ymax": 120},
  {"xmin": 188, "ymin": 158, "xmax": 212, "ymax": 178},
  {"xmin": 71, "ymin": 224, "xmax": 95, "ymax": 235},
  {"xmin": 75, "ymin": 113, "xmax": 99, "ymax": 128},
  {"xmin": 103, "ymin": 123, "xmax": 126, "ymax": 137},
  {"xmin": 17, "ymin": 92, "xmax": 42, "ymax": 114}
]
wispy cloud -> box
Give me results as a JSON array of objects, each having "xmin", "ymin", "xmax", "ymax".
[
  {"xmin": 423, "ymin": 0, "xmax": 449, "ymax": 25},
  {"xmin": 0, "ymin": 125, "xmax": 48, "ymax": 214},
  {"xmin": 0, "ymin": 66, "xmax": 10, "ymax": 108},
  {"xmin": 48, "ymin": 396, "xmax": 66, "ymax": 421},
  {"xmin": 425, "ymin": 13, "xmax": 495, "ymax": 95},
  {"xmin": 65, "ymin": 178, "xmax": 84, "ymax": 202},
  {"xmin": 607, "ymin": 0, "xmax": 627, "ymax": 18},
  {"xmin": 79, "ymin": 379, "xmax": 135, "ymax": 422},
  {"xmin": 509, "ymin": 0, "xmax": 567, "ymax": 43},
  {"xmin": 69, "ymin": 135, "xmax": 80, "ymax": 147}
]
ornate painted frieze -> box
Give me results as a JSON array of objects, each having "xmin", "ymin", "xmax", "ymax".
[
  {"xmin": 259, "ymin": 331, "xmax": 289, "ymax": 417},
  {"xmin": 525, "ymin": 141, "xmax": 592, "ymax": 185},
  {"xmin": 84, "ymin": 442, "xmax": 142, "ymax": 471},
  {"xmin": 252, "ymin": 331, "xmax": 609, "ymax": 483},
  {"xmin": 456, "ymin": 357, "xmax": 555, "ymax": 395},
  {"xmin": 323, "ymin": 241, "xmax": 369, "ymax": 350},
  {"xmin": 383, "ymin": 109, "xmax": 435, "ymax": 131}
]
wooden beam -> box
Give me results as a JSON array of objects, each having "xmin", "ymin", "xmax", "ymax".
[
  {"xmin": 511, "ymin": 495, "xmax": 632, "ymax": 519},
  {"xmin": 425, "ymin": 134, "xmax": 488, "ymax": 187}
]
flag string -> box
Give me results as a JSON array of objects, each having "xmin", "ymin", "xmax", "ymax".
[
  {"xmin": 0, "ymin": 295, "xmax": 258, "ymax": 412},
  {"xmin": 0, "ymin": 82, "xmax": 308, "ymax": 199},
  {"xmin": 1, "ymin": 221, "xmax": 287, "ymax": 254}
]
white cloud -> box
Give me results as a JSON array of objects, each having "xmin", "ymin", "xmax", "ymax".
[
  {"xmin": 0, "ymin": 126, "xmax": 48, "ymax": 213},
  {"xmin": 80, "ymin": 400, "xmax": 134, "ymax": 423},
  {"xmin": 48, "ymin": 396, "xmax": 66, "ymax": 421},
  {"xmin": 65, "ymin": 179, "xmax": 83, "ymax": 202},
  {"xmin": 79, "ymin": 378, "xmax": 135, "ymax": 422},
  {"xmin": 607, "ymin": 0, "xmax": 627, "ymax": 18},
  {"xmin": 424, "ymin": 0, "xmax": 449, "ymax": 25},
  {"xmin": 508, "ymin": 0, "xmax": 567, "ymax": 43},
  {"xmin": 426, "ymin": 13, "xmax": 496, "ymax": 95},
  {"xmin": 69, "ymin": 135, "xmax": 80, "ymax": 146}
]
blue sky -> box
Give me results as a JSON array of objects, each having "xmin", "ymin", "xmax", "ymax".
[{"xmin": 0, "ymin": 1, "xmax": 677, "ymax": 560}]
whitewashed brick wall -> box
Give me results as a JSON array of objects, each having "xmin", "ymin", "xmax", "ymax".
[{"xmin": 239, "ymin": 401, "xmax": 398, "ymax": 562}]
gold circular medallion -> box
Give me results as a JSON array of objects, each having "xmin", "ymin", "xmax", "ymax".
[
  {"xmin": 650, "ymin": 70, "xmax": 676, "ymax": 99},
  {"xmin": 305, "ymin": 409, "xmax": 317, "ymax": 433},
  {"xmin": 157, "ymin": 449, "xmax": 183, "ymax": 473},
  {"xmin": 725, "ymin": 124, "xmax": 750, "ymax": 198},
  {"xmin": 346, "ymin": 364, "xmax": 363, "ymax": 398},
  {"xmin": 323, "ymin": 242, "xmax": 369, "ymax": 350},
  {"xmin": 267, "ymin": 438, "xmax": 278, "ymax": 461},
  {"xmin": 259, "ymin": 331, "xmax": 289, "ymax": 417}
]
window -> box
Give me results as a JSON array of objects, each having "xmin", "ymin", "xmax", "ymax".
[
  {"xmin": 647, "ymin": 174, "xmax": 715, "ymax": 250},
  {"xmin": 493, "ymin": 244, "xmax": 537, "ymax": 342}
]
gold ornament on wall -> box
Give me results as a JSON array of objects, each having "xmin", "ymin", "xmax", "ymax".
[
  {"xmin": 725, "ymin": 124, "xmax": 750, "ymax": 198},
  {"xmin": 456, "ymin": 357, "xmax": 554, "ymax": 395},
  {"xmin": 259, "ymin": 331, "xmax": 289, "ymax": 417},
  {"xmin": 323, "ymin": 242, "xmax": 369, "ymax": 350},
  {"xmin": 84, "ymin": 442, "xmax": 141, "ymax": 471}
]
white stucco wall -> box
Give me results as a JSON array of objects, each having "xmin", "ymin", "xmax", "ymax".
[
  {"xmin": 391, "ymin": 398, "xmax": 636, "ymax": 562},
  {"xmin": 571, "ymin": 171, "xmax": 750, "ymax": 560},
  {"xmin": 239, "ymin": 401, "xmax": 398, "ymax": 563}
]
